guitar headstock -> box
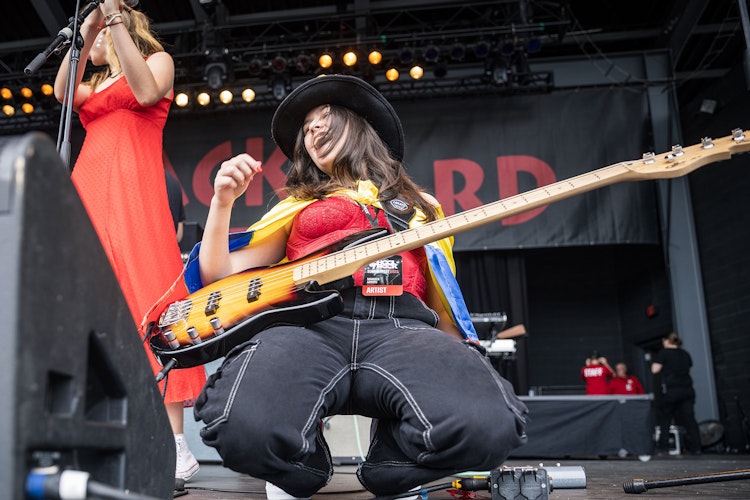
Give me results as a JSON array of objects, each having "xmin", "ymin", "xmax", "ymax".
[{"xmin": 624, "ymin": 128, "xmax": 750, "ymax": 180}]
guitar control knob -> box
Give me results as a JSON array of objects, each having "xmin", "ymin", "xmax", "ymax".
[
  {"xmin": 187, "ymin": 327, "xmax": 202, "ymax": 345},
  {"xmin": 210, "ymin": 317, "xmax": 225, "ymax": 335},
  {"xmin": 162, "ymin": 329, "xmax": 180, "ymax": 349}
]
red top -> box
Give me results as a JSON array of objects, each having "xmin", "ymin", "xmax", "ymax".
[
  {"xmin": 286, "ymin": 196, "xmax": 429, "ymax": 301},
  {"xmin": 73, "ymin": 77, "xmax": 205, "ymax": 403},
  {"xmin": 609, "ymin": 375, "xmax": 645, "ymax": 395},
  {"xmin": 581, "ymin": 364, "xmax": 613, "ymax": 395}
]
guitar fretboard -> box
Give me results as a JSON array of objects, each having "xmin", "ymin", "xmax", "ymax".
[{"xmin": 293, "ymin": 161, "xmax": 635, "ymax": 285}]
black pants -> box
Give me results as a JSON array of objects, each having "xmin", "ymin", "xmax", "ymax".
[
  {"xmin": 657, "ymin": 387, "xmax": 701, "ymax": 453},
  {"xmin": 194, "ymin": 290, "xmax": 528, "ymax": 498}
]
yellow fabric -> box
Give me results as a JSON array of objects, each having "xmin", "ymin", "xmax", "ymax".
[{"xmin": 243, "ymin": 180, "xmax": 461, "ymax": 325}]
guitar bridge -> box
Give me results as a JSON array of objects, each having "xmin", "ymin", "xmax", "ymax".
[
  {"xmin": 159, "ymin": 299, "xmax": 192, "ymax": 327},
  {"xmin": 247, "ymin": 277, "xmax": 262, "ymax": 302},
  {"xmin": 205, "ymin": 290, "xmax": 222, "ymax": 315}
]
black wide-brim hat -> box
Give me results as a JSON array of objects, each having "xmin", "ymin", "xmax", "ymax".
[{"xmin": 271, "ymin": 74, "xmax": 405, "ymax": 161}]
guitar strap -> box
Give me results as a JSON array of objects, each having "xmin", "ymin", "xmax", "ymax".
[{"xmin": 358, "ymin": 197, "xmax": 415, "ymax": 233}]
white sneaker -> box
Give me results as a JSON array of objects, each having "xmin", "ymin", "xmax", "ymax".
[
  {"xmin": 175, "ymin": 434, "xmax": 200, "ymax": 481},
  {"xmin": 264, "ymin": 481, "xmax": 310, "ymax": 500}
]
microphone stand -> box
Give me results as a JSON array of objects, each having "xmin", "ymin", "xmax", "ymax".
[{"xmin": 23, "ymin": 0, "xmax": 102, "ymax": 171}]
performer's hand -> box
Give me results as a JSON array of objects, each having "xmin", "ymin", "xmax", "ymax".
[{"xmin": 214, "ymin": 153, "xmax": 263, "ymax": 206}]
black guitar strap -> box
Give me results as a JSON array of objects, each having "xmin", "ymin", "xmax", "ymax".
[{"xmin": 380, "ymin": 197, "xmax": 416, "ymax": 233}]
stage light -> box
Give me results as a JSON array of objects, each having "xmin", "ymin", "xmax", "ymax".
[
  {"xmin": 368, "ymin": 49, "xmax": 382, "ymax": 65},
  {"xmin": 450, "ymin": 42, "xmax": 466, "ymax": 61},
  {"xmin": 318, "ymin": 52, "xmax": 333, "ymax": 69},
  {"xmin": 248, "ymin": 57, "xmax": 263, "ymax": 76},
  {"xmin": 526, "ymin": 37, "xmax": 542, "ymax": 53},
  {"xmin": 342, "ymin": 50, "xmax": 357, "ymax": 67},
  {"xmin": 241, "ymin": 88, "xmax": 256, "ymax": 102},
  {"xmin": 21, "ymin": 102, "xmax": 34, "ymax": 114},
  {"xmin": 474, "ymin": 40, "xmax": 491, "ymax": 58},
  {"xmin": 271, "ymin": 55, "xmax": 287, "ymax": 73},
  {"xmin": 500, "ymin": 40, "xmax": 515, "ymax": 56},
  {"xmin": 409, "ymin": 64, "xmax": 424, "ymax": 80},
  {"xmin": 174, "ymin": 92, "xmax": 190, "ymax": 107},
  {"xmin": 2, "ymin": 104, "xmax": 15, "ymax": 116},
  {"xmin": 20, "ymin": 87, "xmax": 33, "ymax": 99},
  {"xmin": 40, "ymin": 83, "xmax": 54, "ymax": 96},
  {"xmin": 399, "ymin": 47, "xmax": 415, "ymax": 64},
  {"xmin": 196, "ymin": 92, "xmax": 211, "ymax": 106},
  {"xmin": 423, "ymin": 45, "xmax": 440, "ymax": 63},
  {"xmin": 296, "ymin": 53, "xmax": 312, "ymax": 73},
  {"xmin": 1, "ymin": 88, "xmax": 12, "ymax": 99},
  {"xmin": 204, "ymin": 62, "xmax": 226, "ymax": 90},
  {"xmin": 219, "ymin": 89, "xmax": 233, "ymax": 104},
  {"xmin": 385, "ymin": 67, "xmax": 399, "ymax": 81}
]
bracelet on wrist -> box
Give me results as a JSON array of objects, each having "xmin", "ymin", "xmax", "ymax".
[{"xmin": 105, "ymin": 13, "xmax": 123, "ymax": 26}]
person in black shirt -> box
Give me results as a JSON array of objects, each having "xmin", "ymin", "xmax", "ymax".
[
  {"xmin": 651, "ymin": 332, "xmax": 701, "ymax": 454},
  {"xmin": 165, "ymin": 170, "xmax": 186, "ymax": 243}
]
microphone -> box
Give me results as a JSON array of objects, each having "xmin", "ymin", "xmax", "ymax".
[
  {"xmin": 123, "ymin": 0, "xmax": 139, "ymax": 7},
  {"xmin": 24, "ymin": 27, "xmax": 74, "ymax": 75}
]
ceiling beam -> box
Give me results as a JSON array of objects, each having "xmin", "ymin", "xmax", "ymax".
[
  {"xmin": 658, "ymin": 0, "xmax": 709, "ymax": 64},
  {"xmin": 30, "ymin": 0, "xmax": 69, "ymax": 36}
]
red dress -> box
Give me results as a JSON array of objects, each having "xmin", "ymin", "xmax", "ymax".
[{"xmin": 73, "ymin": 77, "xmax": 205, "ymax": 404}]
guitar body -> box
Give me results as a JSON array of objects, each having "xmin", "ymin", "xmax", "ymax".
[
  {"xmin": 150, "ymin": 284, "xmax": 343, "ymax": 367},
  {"xmin": 149, "ymin": 228, "xmax": 387, "ymax": 367}
]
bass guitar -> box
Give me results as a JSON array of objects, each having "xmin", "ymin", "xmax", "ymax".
[{"xmin": 149, "ymin": 129, "xmax": 750, "ymax": 368}]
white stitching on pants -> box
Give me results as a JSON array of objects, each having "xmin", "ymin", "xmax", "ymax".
[
  {"xmin": 202, "ymin": 344, "xmax": 257, "ymax": 431},
  {"xmin": 297, "ymin": 366, "xmax": 350, "ymax": 456},
  {"xmin": 359, "ymin": 362, "xmax": 435, "ymax": 453}
]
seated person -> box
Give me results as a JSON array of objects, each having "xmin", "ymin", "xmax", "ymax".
[{"xmin": 609, "ymin": 362, "xmax": 645, "ymax": 395}]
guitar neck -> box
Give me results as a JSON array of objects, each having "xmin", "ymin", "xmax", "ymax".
[{"xmin": 294, "ymin": 161, "xmax": 638, "ymax": 285}]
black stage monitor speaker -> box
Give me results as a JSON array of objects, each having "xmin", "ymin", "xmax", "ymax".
[{"xmin": 0, "ymin": 133, "xmax": 175, "ymax": 499}]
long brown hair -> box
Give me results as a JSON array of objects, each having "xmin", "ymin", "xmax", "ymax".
[
  {"xmin": 284, "ymin": 105, "xmax": 439, "ymax": 222},
  {"xmin": 86, "ymin": 8, "xmax": 165, "ymax": 89}
]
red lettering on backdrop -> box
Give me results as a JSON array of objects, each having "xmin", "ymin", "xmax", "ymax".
[
  {"xmin": 433, "ymin": 159, "xmax": 485, "ymax": 216},
  {"xmin": 496, "ymin": 155, "xmax": 556, "ymax": 226},
  {"xmin": 191, "ymin": 139, "xmax": 290, "ymax": 207},
  {"xmin": 244, "ymin": 138, "xmax": 289, "ymax": 203},
  {"xmin": 192, "ymin": 141, "xmax": 232, "ymax": 206}
]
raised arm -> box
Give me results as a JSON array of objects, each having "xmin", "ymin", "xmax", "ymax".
[
  {"xmin": 199, "ymin": 154, "xmax": 287, "ymax": 285},
  {"xmin": 53, "ymin": 6, "xmax": 103, "ymax": 108}
]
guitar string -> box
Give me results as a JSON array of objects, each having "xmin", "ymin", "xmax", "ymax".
[{"xmin": 163, "ymin": 162, "xmax": 631, "ymax": 344}]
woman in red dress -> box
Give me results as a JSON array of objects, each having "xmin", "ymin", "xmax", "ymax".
[{"xmin": 53, "ymin": 0, "xmax": 205, "ymax": 481}]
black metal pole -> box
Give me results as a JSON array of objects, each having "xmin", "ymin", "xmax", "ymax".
[{"xmin": 624, "ymin": 469, "xmax": 750, "ymax": 494}]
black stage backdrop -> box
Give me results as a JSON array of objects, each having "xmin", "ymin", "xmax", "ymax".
[{"xmin": 162, "ymin": 87, "xmax": 658, "ymax": 251}]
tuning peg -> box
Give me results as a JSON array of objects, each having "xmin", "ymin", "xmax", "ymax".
[
  {"xmin": 642, "ymin": 152, "xmax": 655, "ymax": 164},
  {"xmin": 701, "ymin": 137, "xmax": 714, "ymax": 149},
  {"xmin": 667, "ymin": 145, "xmax": 684, "ymax": 159},
  {"xmin": 732, "ymin": 128, "xmax": 745, "ymax": 141}
]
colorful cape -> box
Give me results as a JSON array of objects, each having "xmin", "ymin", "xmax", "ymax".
[{"xmin": 183, "ymin": 181, "xmax": 478, "ymax": 341}]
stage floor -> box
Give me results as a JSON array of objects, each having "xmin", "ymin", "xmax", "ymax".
[{"xmin": 179, "ymin": 454, "xmax": 750, "ymax": 499}]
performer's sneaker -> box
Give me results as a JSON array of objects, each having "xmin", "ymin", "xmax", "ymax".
[
  {"xmin": 175, "ymin": 434, "xmax": 200, "ymax": 482},
  {"xmin": 264, "ymin": 482, "xmax": 311, "ymax": 500}
]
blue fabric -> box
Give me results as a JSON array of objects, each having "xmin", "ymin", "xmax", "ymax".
[
  {"xmin": 424, "ymin": 245, "xmax": 478, "ymax": 341},
  {"xmin": 183, "ymin": 231, "xmax": 254, "ymax": 293}
]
